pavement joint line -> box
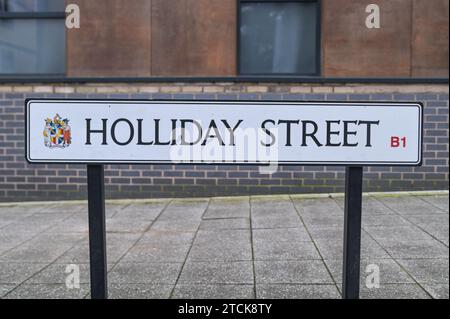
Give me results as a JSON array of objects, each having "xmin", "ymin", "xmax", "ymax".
[
  {"xmin": 249, "ymin": 196, "xmax": 257, "ymax": 298},
  {"xmin": 326, "ymin": 195, "xmax": 437, "ymax": 291},
  {"xmin": 80, "ymin": 199, "xmax": 175, "ymax": 299},
  {"xmin": 361, "ymin": 196, "xmax": 448, "ymax": 299},
  {"xmin": 369, "ymin": 195, "xmax": 449, "ymax": 248},
  {"xmin": 1, "ymin": 190, "xmax": 448, "ymax": 208},
  {"xmin": 289, "ymin": 194, "xmax": 342, "ymax": 297},
  {"xmin": 168, "ymin": 198, "xmax": 212, "ymax": 299},
  {"xmin": 252, "ymin": 258, "xmax": 327, "ymax": 261},
  {"xmin": 110, "ymin": 203, "xmax": 133, "ymax": 218},
  {"xmin": 201, "ymin": 217, "xmax": 248, "ymax": 221},
  {"xmin": 1, "ymin": 193, "xmax": 447, "ymax": 298},
  {"xmin": 360, "ymin": 226, "xmax": 435, "ymax": 299},
  {"xmin": 412, "ymin": 194, "xmax": 449, "ymax": 214},
  {"xmin": 254, "ymin": 283, "xmax": 339, "ymax": 286},
  {"xmin": 359, "ymin": 199, "xmax": 437, "ymax": 299},
  {"xmin": 326, "ymin": 195, "xmax": 349, "ymax": 295},
  {"xmin": 2, "ymin": 231, "xmax": 87, "ymax": 298},
  {"xmin": 108, "ymin": 199, "xmax": 174, "ymax": 272},
  {"xmin": 0, "ymin": 209, "xmax": 83, "ymax": 259},
  {"xmin": 95, "ymin": 261, "xmax": 185, "ymax": 265}
]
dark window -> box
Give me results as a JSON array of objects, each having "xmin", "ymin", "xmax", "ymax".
[
  {"xmin": 238, "ymin": 0, "xmax": 320, "ymax": 75},
  {"xmin": 0, "ymin": 0, "xmax": 66, "ymax": 75}
]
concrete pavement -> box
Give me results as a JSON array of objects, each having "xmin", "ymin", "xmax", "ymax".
[{"xmin": 0, "ymin": 191, "xmax": 448, "ymax": 299}]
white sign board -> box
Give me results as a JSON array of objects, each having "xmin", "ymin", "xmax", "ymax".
[{"xmin": 26, "ymin": 100, "xmax": 422, "ymax": 165}]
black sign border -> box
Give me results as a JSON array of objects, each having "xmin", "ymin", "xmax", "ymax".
[{"xmin": 25, "ymin": 99, "xmax": 423, "ymax": 166}]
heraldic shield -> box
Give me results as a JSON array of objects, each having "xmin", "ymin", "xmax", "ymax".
[{"xmin": 43, "ymin": 114, "xmax": 71, "ymax": 148}]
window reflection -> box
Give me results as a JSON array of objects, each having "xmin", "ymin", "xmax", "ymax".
[
  {"xmin": 0, "ymin": 0, "xmax": 64, "ymax": 12},
  {"xmin": 240, "ymin": 2, "xmax": 318, "ymax": 75}
]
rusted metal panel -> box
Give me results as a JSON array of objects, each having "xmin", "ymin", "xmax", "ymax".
[
  {"xmin": 322, "ymin": 0, "xmax": 412, "ymax": 77},
  {"xmin": 67, "ymin": 0, "xmax": 152, "ymax": 77},
  {"xmin": 151, "ymin": 0, "xmax": 236, "ymax": 76},
  {"xmin": 412, "ymin": 0, "xmax": 449, "ymax": 77}
]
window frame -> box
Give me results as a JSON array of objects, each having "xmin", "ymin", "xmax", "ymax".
[
  {"xmin": 237, "ymin": 0, "xmax": 322, "ymax": 77},
  {"xmin": 0, "ymin": 0, "xmax": 66, "ymax": 76}
]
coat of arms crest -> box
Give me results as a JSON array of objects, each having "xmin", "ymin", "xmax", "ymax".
[{"xmin": 43, "ymin": 114, "xmax": 71, "ymax": 148}]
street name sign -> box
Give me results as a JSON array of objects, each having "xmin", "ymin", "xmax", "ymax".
[
  {"xmin": 26, "ymin": 99, "xmax": 423, "ymax": 165},
  {"xmin": 24, "ymin": 98, "xmax": 423, "ymax": 299}
]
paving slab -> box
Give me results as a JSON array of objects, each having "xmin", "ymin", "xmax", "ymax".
[
  {"xmin": 377, "ymin": 196, "xmax": 444, "ymax": 215},
  {"xmin": 122, "ymin": 244, "xmax": 191, "ymax": 263},
  {"xmin": 364, "ymin": 225, "xmax": 437, "ymax": 245},
  {"xmin": 137, "ymin": 230, "xmax": 196, "ymax": 246},
  {"xmin": 253, "ymin": 227, "xmax": 311, "ymax": 243},
  {"xmin": 254, "ymin": 260, "xmax": 334, "ymax": 284},
  {"xmin": 32, "ymin": 204, "xmax": 86, "ymax": 214},
  {"xmin": 251, "ymin": 199, "xmax": 298, "ymax": 217},
  {"xmin": 0, "ymin": 210, "xmax": 35, "ymax": 224},
  {"xmin": 361, "ymin": 214, "xmax": 412, "ymax": 227},
  {"xmin": 157, "ymin": 200, "xmax": 208, "ymax": 221},
  {"xmin": 25, "ymin": 263, "xmax": 115, "ymax": 284},
  {"xmin": 324, "ymin": 259, "xmax": 414, "ymax": 284},
  {"xmin": 406, "ymin": 213, "xmax": 449, "ymax": 226},
  {"xmin": 0, "ymin": 233, "xmax": 84, "ymax": 263},
  {"xmin": 251, "ymin": 215, "xmax": 303, "ymax": 229},
  {"xmin": 4, "ymin": 212, "xmax": 74, "ymax": 235},
  {"xmin": 3, "ymin": 284, "xmax": 90, "ymax": 299},
  {"xmin": 306, "ymin": 226, "xmax": 344, "ymax": 240},
  {"xmin": 0, "ymin": 192, "xmax": 447, "ymax": 299},
  {"xmin": 199, "ymin": 218, "xmax": 250, "ymax": 230},
  {"xmin": 253, "ymin": 240, "xmax": 321, "ymax": 261},
  {"xmin": 203, "ymin": 198, "xmax": 249, "ymax": 219},
  {"xmin": 55, "ymin": 233, "xmax": 140, "ymax": 264},
  {"xmin": 47, "ymin": 213, "xmax": 90, "ymax": 233},
  {"xmin": 396, "ymin": 258, "xmax": 449, "ymax": 284},
  {"xmin": 0, "ymin": 263, "xmax": 48, "ymax": 284},
  {"xmin": 189, "ymin": 230, "xmax": 253, "ymax": 261},
  {"xmin": 195, "ymin": 229, "xmax": 251, "ymax": 245},
  {"xmin": 0, "ymin": 205, "xmax": 45, "ymax": 215},
  {"xmin": 172, "ymin": 284, "xmax": 255, "ymax": 299},
  {"xmin": 294, "ymin": 198, "xmax": 343, "ymax": 215},
  {"xmin": 314, "ymin": 234, "xmax": 390, "ymax": 260},
  {"xmin": 300, "ymin": 213, "xmax": 344, "ymax": 228},
  {"xmin": 256, "ymin": 284, "xmax": 340, "ymax": 299},
  {"xmin": 178, "ymin": 261, "xmax": 254, "ymax": 284},
  {"xmin": 108, "ymin": 284, "xmax": 173, "ymax": 299},
  {"xmin": 421, "ymin": 284, "xmax": 450, "ymax": 299},
  {"xmin": 413, "ymin": 224, "xmax": 449, "ymax": 246},
  {"xmin": 0, "ymin": 228, "xmax": 38, "ymax": 255},
  {"xmin": 382, "ymin": 240, "xmax": 449, "ymax": 259},
  {"xmin": 335, "ymin": 196, "xmax": 396, "ymax": 215},
  {"xmin": 109, "ymin": 262, "xmax": 183, "ymax": 284},
  {"xmin": 0, "ymin": 284, "xmax": 16, "ymax": 297},
  {"xmin": 188, "ymin": 242, "xmax": 253, "ymax": 262},
  {"xmin": 104, "ymin": 204, "xmax": 130, "ymax": 218},
  {"xmin": 417, "ymin": 195, "xmax": 449, "ymax": 212},
  {"xmin": 106, "ymin": 217, "xmax": 154, "ymax": 233},
  {"xmin": 359, "ymin": 284, "xmax": 431, "ymax": 299},
  {"xmin": 112, "ymin": 202, "xmax": 167, "ymax": 220}
]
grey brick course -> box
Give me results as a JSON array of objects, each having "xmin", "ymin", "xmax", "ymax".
[{"xmin": 0, "ymin": 89, "xmax": 448, "ymax": 201}]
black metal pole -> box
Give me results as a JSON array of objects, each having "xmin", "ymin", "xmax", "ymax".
[
  {"xmin": 342, "ymin": 166, "xmax": 363, "ymax": 299},
  {"xmin": 87, "ymin": 164, "xmax": 108, "ymax": 299}
]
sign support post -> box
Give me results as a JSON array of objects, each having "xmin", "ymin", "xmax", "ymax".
[
  {"xmin": 342, "ymin": 166, "xmax": 363, "ymax": 299},
  {"xmin": 87, "ymin": 164, "xmax": 108, "ymax": 299}
]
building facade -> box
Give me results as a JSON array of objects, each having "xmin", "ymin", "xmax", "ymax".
[{"xmin": 0, "ymin": 0, "xmax": 448, "ymax": 201}]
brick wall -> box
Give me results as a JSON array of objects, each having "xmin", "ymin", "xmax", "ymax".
[{"xmin": 0, "ymin": 83, "xmax": 448, "ymax": 202}]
